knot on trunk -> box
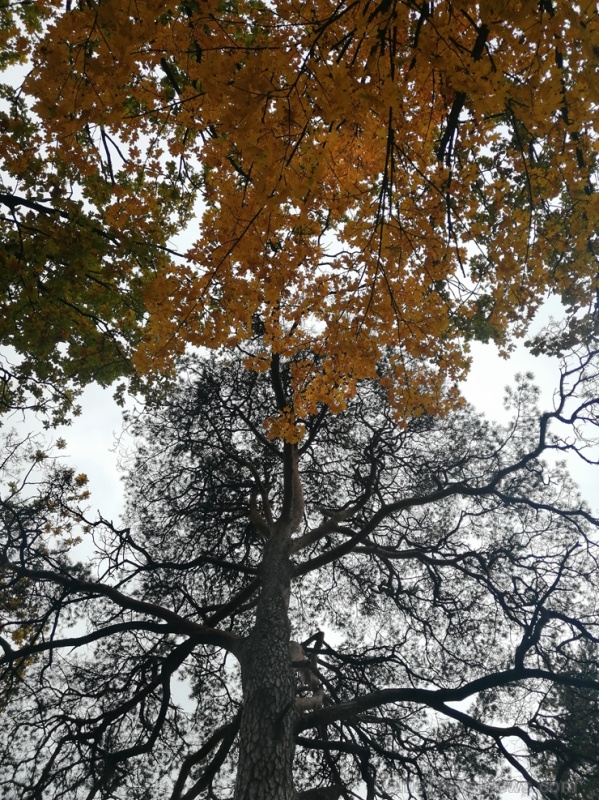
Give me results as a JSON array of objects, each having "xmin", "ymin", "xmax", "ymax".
[{"xmin": 249, "ymin": 491, "xmax": 271, "ymax": 539}]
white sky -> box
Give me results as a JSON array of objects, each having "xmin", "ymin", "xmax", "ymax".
[
  {"xmin": 463, "ymin": 302, "xmax": 598, "ymax": 512},
  {"xmin": 49, "ymin": 299, "xmax": 597, "ymax": 529},
  {"xmin": 2, "ymin": 38, "xmax": 595, "ymax": 800},
  {"xmin": 47, "ymin": 331, "xmax": 588, "ymax": 800}
]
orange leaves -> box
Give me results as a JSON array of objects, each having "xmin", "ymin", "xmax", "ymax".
[{"xmin": 4, "ymin": 0, "xmax": 598, "ymax": 430}]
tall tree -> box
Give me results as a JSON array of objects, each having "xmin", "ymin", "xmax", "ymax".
[
  {"xmin": 1, "ymin": 344, "xmax": 599, "ymax": 800},
  {"xmin": 1, "ymin": 1, "xmax": 598, "ymax": 418}
]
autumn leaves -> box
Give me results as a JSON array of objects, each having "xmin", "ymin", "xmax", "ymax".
[{"xmin": 1, "ymin": 0, "xmax": 597, "ymax": 430}]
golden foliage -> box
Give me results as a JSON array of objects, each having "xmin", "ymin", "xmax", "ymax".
[{"xmin": 2, "ymin": 0, "xmax": 598, "ymax": 425}]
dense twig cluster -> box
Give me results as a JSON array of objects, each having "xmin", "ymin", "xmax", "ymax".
[{"xmin": 0, "ymin": 345, "xmax": 598, "ymax": 799}]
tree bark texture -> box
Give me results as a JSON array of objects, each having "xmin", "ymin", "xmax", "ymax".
[{"xmin": 234, "ymin": 526, "xmax": 297, "ymax": 800}]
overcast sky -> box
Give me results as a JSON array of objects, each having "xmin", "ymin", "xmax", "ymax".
[
  {"xmin": 45, "ymin": 297, "xmax": 596, "ymax": 532},
  {"xmin": 38, "ymin": 305, "xmax": 595, "ymax": 800}
]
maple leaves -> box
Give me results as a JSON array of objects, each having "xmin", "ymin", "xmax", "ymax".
[{"xmin": 1, "ymin": 0, "xmax": 598, "ymax": 428}]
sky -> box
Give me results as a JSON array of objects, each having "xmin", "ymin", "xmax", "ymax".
[
  {"xmin": 2, "ymin": 31, "xmax": 597, "ymax": 800},
  {"xmin": 46, "ymin": 298, "xmax": 597, "ymax": 531},
  {"xmin": 33, "ymin": 309, "xmax": 595, "ymax": 800},
  {"xmin": 463, "ymin": 302, "xmax": 598, "ymax": 511}
]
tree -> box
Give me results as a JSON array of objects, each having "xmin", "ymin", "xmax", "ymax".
[
  {"xmin": 2, "ymin": 343, "xmax": 599, "ymax": 800},
  {"xmin": 0, "ymin": 66, "xmax": 181, "ymax": 422},
  {"xmin": 0, "ymin": 430, "xmax": 91, "ymax": 705},
  {"xmin": 531, "ymin": 640, "xmax": 599, "ymax": 799},
  {"xmin": 1, "ymin": 1, "xmax": 599, "ymax": 418}
]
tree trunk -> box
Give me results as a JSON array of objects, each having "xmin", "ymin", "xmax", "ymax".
[{"xmin": 234, "ymin": 525, "xmax": 297, "ymax": 800}]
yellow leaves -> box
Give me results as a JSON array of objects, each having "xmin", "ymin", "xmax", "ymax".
[
  {"xmin": 479, "ymin": 0, "xmax": 538, "ymax": 27},
  {"xmin": 8, "ymin": 625, "xmax": 32, "ymax": 647},
  {"xmin": 264, "ymin": 409, "xmax": 305, "ymax": 444},
  {"xmin": 5, "ymin": 0, "xmax": 598, "ymax": 433}
]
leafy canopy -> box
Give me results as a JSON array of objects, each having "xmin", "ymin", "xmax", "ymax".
[{"xmin": 1, "ymin": 0, "xmax": 598, "ymax": 422}]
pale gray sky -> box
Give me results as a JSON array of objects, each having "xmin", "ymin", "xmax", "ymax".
[
  {"xmin": 50, "ymin": 350, "xmax": 596, "ymax": 534},
  {"xmin": 53, "ymin": 299, "xmax": 597, "ymax": 528}
]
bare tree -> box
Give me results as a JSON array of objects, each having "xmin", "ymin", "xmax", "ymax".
[{"xmin": 1, "ymin": 345, "xmax": 599, "ymax": 800}]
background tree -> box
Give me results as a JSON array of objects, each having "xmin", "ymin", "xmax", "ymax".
[
  {"xmin": 1, "ymin": 344, "xmax": 599, "ymax": 800},
  {"xmin": 0, "ymin": 430, "xmax": 91, "ymax": 705},
  {"xmin": 1, "ymin": 1, "xmax": 598, "ymax": 419},
  {"xmin": 531, "ymin": 640, "xmax": 599, "ymax": 799}
]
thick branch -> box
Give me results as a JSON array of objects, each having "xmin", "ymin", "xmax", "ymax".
[
  {"xmin": 298, "ymin": 666, "xmax": 599, "ymax": 735},
  {"xmin": 2, "ymin": 560, "xmax": 240, "ymax": 654},
  {"xmin": 437, "ymin": 21, "xmax": 490, "ymax": 163},
  {"xmin": 171, "ymin": 715, "xmax": 241, "ymax": 800},
  {"xmin": 281, "ymin": 442, "xmax": 304, "ymax": 532},
  {"xmin": 0, "ymin": 192, "xmax": 65, "ymax": 217},
  {"xmin": 0, "ymin": 620, "xmax": 172, "ymax": 666}
]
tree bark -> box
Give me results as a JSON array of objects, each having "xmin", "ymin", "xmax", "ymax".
[{"xmin": 234, "ymin": 525, "xmax": 297, "ymax": 800}]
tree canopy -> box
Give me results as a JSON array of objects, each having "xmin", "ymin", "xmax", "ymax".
[
  {"xmin": 1, "ymin": 345, "xmax": 599, "ymax": 799},
  {"xmin": 2, "ymin": 3, "xmax": 599, "ymax": 799},
  {"xmin": 1, "ymin": 0, "xmax": 599, "ymax": 420}
]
